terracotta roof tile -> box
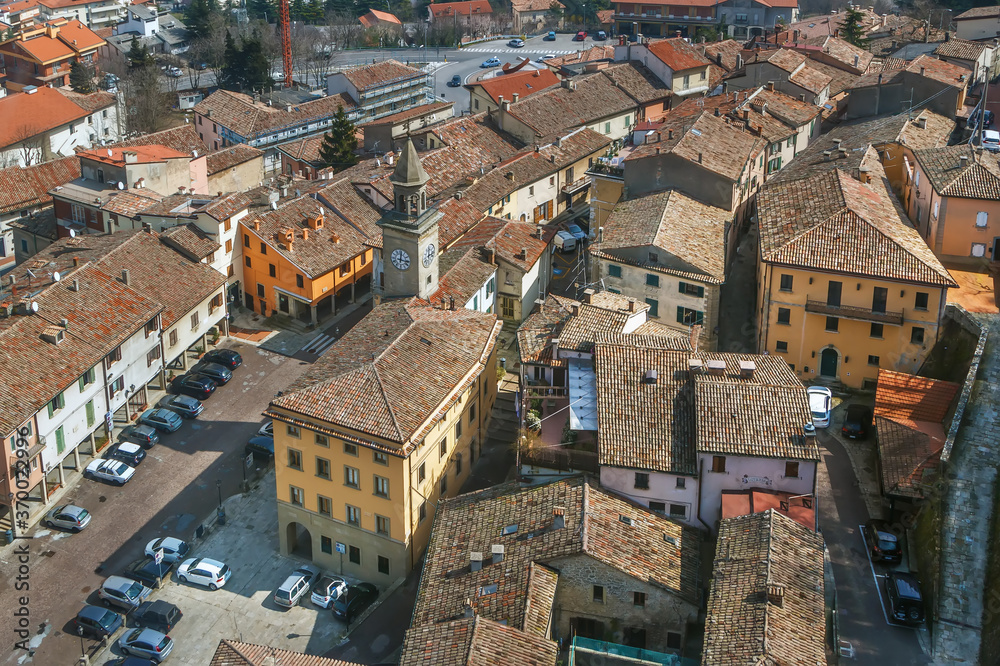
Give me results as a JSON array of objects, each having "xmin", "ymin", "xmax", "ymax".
[
  {"xmin": 193, "ymin": 90, "xmax": 355, "ymax": 140},
  {"xmin": 0, "ymin": 156, "xmax": 79, "ymax": 215},
  {"xmin": 801, "ymin": 57, "xmax": 859, "ymax": 96},
  {"xmin": 874, "ymin": 368, "xmax": 960, "ymax": 426},
  {"xmin": 269, "ymin": 300, "xmax": 499, "ymax": 449},
  {"xmin": 758, "ymin": 164, "xmax": 957, "ymax": 287},
  {"xmin": 209, "ymin": 639, "xmax": 361, "ymax": 666},
  {"xmin": 428, "ymin": 0, "xmax": 492, "ymax": 18},
  {"xmin": 365, "ymin": 100, "xmax": 453, "ymax": 126},
  {"xmin": 599, "ymin": 188, "xmax": 728, "ymax": 283},
  {"xmin": 933, "ymin": 37, "xmax": 986, "ymax": 62},
  {"xmin": 596, "ymin": 343, "xmax": 818, "ymax": 475},
  {"xmin": 103, "ymin": 125, "xmax": 209, "ymax": 154},
  {"xmin": 542, "ymin": 45, "xmax": 615, "ymax": 68},
  {"xmin": 159, "ymin": 224, "xmax": 221, "ymax": 260},
  {"xmin": 913, "ymin": 144, "xmax": 1000, "ymax": 199},
  {"xmin": 704, "ymin": 40, "xmax": 743, "ymax": 71},
  {"xmin": 399, "ymin": 616, "xmax": 557, "ymax": 666},
  {"xmin": 956, "ymin": 6, "xmax": 1000, "ymax": 20},
  {"xmin": 511, "ymin": 0, "xmax": 562, "ymax": 11},
  {"xmin": 315, "ymin": 177, "xmax": 384, "ymax": 242},
  {"xmin": 358, "ymin": 8, "xmax": 400, "ymax": 27},
  {"xmin": 703, "ymin": 510, "xmax": 827, "ymax": 666},
  {"xmin": 646, "ymin": 36, "xmax": 712, "ymax": 72},
  {"xmin": 100, "ymin": 189, "xmax": 164, "ymax": 217},
  {"xmin": 0, "ymin": 87, "xmax": 112, "ymax": 148},
  {"xmin": 56, "ymin": 87, "xmax": 115, "ymax": 113},
  {"xmin": 411, "ymin": 477, "xmax": 702, "ymax": 629},
  {"xmin": 469, "ymin": 69, "xmax": 559, "ymax": 105},
  {"xmin": 875, "ymin": 416, "xmax": 943, "ymax": 499},
  {"xmin": 906, "ymin": 53, "xmax": 970, "ymax": 86},
  {"xmin": 206, "ymin": 143, "xmax": 263, "ymax": 175},
  {"xmin": 599, "ymin": 61, "xmax": 673, "ymax": 104},
  {"xmin": 78, "ymin": 144, "xmax": 189, "ymax": 166},
  {"xmin": 339, "ymin": 59, "xmax": 424, "ymax": 92}
]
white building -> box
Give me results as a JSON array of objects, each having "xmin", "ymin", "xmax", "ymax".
[{"xmin": 114, "ymin": 4, "xmax": 158, "ymax": 37}]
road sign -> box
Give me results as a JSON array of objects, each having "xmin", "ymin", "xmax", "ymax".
[
  {"xmin": 153, "ymin": 548, "xmax": 164, "ymax": 565},
  {"xmin": 105, "ymin": 411, "xmax": 114, "ymax": 430},
  {"xmin": 335, "ymin": 542, "xmax": 346, "ymax": 554},
  {"xmin": 245, "ymin": 453, "xmax": 254, "ymax": 468}
]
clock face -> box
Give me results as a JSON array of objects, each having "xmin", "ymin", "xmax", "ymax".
[
  {"xmin": 391, "ymin": 248, "xmax": 410, "ymax": 270},
  {"xmin": 422, "ymin": 243, "xmax": 436, "ymax": 268}
]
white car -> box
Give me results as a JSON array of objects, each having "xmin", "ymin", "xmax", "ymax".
[
  {"xmin": 176, "ymin": 557, "xmax": 231, "ymax": 590},
  {"xmin": 257, "ymin": 421, "xmax": 273, "ymax": 437},
  {"xmin": 807, "ymin": 386, "xmax": 833, "ymax": 428},
  {"xmin": 310, "ymin": 574, "xmax": 348, "ymax": 608},
  {"xmin": 85, "ymin": 459, "xmax": 136, "ymax": 486},
  {"xmin": 145, "ymin": 537, "xmax": 190, "ymax": 563},
  {"xmin": 537, "ymin": 54, "xmax": 557, "ymax": 62},
  {"xmin": 984, "ymin": 129, "xmax": 1000, "ymax": 153}
]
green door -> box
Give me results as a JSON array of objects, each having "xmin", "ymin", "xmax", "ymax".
[{"xmin": 820, "ymin": 348, "xmax": 839, "ymax": 378}]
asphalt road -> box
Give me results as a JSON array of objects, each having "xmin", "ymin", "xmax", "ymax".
[
  {"xmin": 165, "ymin": 33, "xmax": 603, "ymax": 116},
  {"xmin": 0, "ymin": 341, "xmax": 310, "ymax": 666}
]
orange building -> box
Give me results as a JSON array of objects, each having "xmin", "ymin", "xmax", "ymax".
[
  {"xmin": 238, "ymin": 185, "xmax": 380, "ymax": 323},
  {"xmin": 0, "ymin": 19, "xmax": 105, "ymax": 91}
]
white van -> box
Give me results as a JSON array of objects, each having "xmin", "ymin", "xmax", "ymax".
[
  {"xmin": 554, "ymin": 230, "xmax": 577, "ymax": 253},
  {"xmin": 984, "ymin": 129, "xmax": 1000, "ymax": 153}
]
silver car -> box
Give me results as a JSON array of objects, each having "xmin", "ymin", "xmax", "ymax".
[
  {"xmin": 98, "ymin": 575, "xmax": 151, "ymax": 611},
  {"xmin": 43, "ymin": 504, "xmax": 91, "ymax": 532},
  {"xmin": 86, "ymin": 459, "xmax": 136, "ymax": 485},
  {"xmin": 119, "ymin": 627, "xmax": 174, "ymax": 663}
]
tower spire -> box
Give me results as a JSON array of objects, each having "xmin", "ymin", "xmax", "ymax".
[{"xmin": 390, "ymin": 138, "xmax": 429, "ymax": 190}]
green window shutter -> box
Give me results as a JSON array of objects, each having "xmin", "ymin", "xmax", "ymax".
[
  {"xmin": 79, "ymin": 376, "xmax": 85, "ymax": 392},
  {"xmin": 47, "ymin": 402, "xmax": 54, "ymax": 419},
  {"xmin": 55, "ymin": 427, "xmax": 65, "ymax": 455},
  {"xmin": 677, "ymin": 306, "xmax": 685, "ymax": 324},
  {"xmin": 678, "ymin": 282, "xmax": 685, "ymax": 294},
  {"xmin": 696, "ymin": 285, "xmax": 705, "ymax": 298},
  {"xmin": 86, "ymin": 400, "xmax": 95, "ymax": 428}
]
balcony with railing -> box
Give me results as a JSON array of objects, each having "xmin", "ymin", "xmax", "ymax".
[{"xmin": 805, "ymin": 300, "xmax": 903, "ymax": 326}]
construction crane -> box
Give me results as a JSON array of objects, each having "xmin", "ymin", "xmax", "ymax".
[{"xmin": 279, "ymin": 0, "xmax": 292, "ymax": 87}]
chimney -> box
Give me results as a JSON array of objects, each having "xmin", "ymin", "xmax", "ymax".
[
  {"xmin": 72, "ymin": 257, "xmax": 79, "ymax": 267},
  {"xmin": 449, "ymin": 296, "xmax": 456, "ymax": 310},
  {"xmin": 960, "ymin": 155, "xmax": 969, "ymax": 168},
  {"xmin": 706, "ymin": 359, "xmax": 726, "ymax": 376},
  {"xmin": 123, "ymin": 151, "xmax": 138, "ymax": 164},
  {"xmin": 470, "ymin": 552, "xmax": 484, "ymax": 572},
  {"xmin": 121, "ymin": 269, "xmax": 130, "ymax": 286},
  {"xmin": 688, "ymin": 358, "xmax": 704, "ymax": 376},
  {"xmin": 853, "ymin": 54, "xmax": 859, "ymax": 68},
  {"xmin": 689, "ymin": 324, "xmax": 701, "ymax": 353},
  {"xmin": 739, "ymin": 360, "xmax": 756, "ymax": 379},
  {"xmin": 71, "ymin": 278, "xmax": 79, "ymax": 292},
  {"xmin": 505, "ymin": 172, "xmax": 514, "ymax": 182},
  {"xmin": 512, "ymin": 93, "xmax": 520, "ymax": 103},
  {"xmin": 536, "ymin": 225, "xmax": 543, "ymax": 239},
  {"xmin": 552, "ymin": 337, "xmax": 560, "ymax": 358},
  {"xmin": 582, "ymin": 288, "xmax": 595, "ymax": 303},
  {"xmin": 463, "ymin": 599, "xmax": 474, "ymax": 618},
  {"xmin": 643, "ymin": 369, "xmax": 658, "ymax": 384},
  {"xmin": 498, "ymin": 95, "xmax": 504, "ymax": 105},
  {"xmin": 254, "ymin": 220, "xmax": 261, "ymax": 231},
  {"xmin": 571, "ymin": 303, "xmax": 580, "ymax": 316},
  {"xmin": 743, "ymin": 109, "xmax": 750, "ymax": 120},
  {"xmin": 833, "ymin": 138, "xmax": 842, "ymax": 148},
  {"xmin": 920, "ymin": 66, "xmax": 926, "ymax": 76},
  {"xmin": 793, "ymin": 29, "xmax": 800, "ymax": 41},
  {"xmin": 698, "ymin": 152, "xmax": 703, "ymax": 163},
  {"xmin": 767, "ymin": 81, "xmax": 774, "ymax": 91},
  {"xmin": 301, "ymin": 228, "xmax": 309, "ymax": 240},
  {"xmin": 501, "ymin": 100, "xmax": 511, "ymax": 111},
  {"xmin": 800, "ymin": 94, "xmax": 806, "ymax": 101},
  {"xmin": 917, "ymin": 117, "xmax": 927, "ymax": 129},
  {"xmin": 627, "ymin": 297, "xmax": 636, "ymax": 312},
  {"xmin": 714, "ymin": 107, "xmax": 721, "ymax": 117},
  {"xmin": 484, "ymin": 247, "xmax": 496, "ymax": 263},
  {"xmin": 767, "ymin": 583, "xmax": 784, "ymax": 607},
  {"xmin": 859, "ymin": 167, "xmax": 870, "ymax": 184},
  {"xmin": 823, "ymin": 150, "xmax": 833, "ymax": 161},
  {"xmin": 491, "ymin": 544, "xmax": 504, "ymax": 564}
]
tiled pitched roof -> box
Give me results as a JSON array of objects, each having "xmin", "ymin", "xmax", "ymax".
[
  {"xmin": 0, "ymin": 87, "xmax": 111, "ymax": 148},
  {"xmin": 100, "ymin": 190, "xmax": 164, "ymax": 217},
  {"xmin": 205, "ymin": 143, "xmax": 263, "ymax": 174},
  {"xmin": 505, "ymin": 71, "xmax": 637, "ymax": 141},
  {"xmin": 771, "ymin": 111, "xmax": 954, "ymax": 184},
  {"xmin": 801, "ymin": 57, "xmax": 859, "ymax": 96},
  {"xmin": 56, "ymin": 88, "xmax": 115, "ymax": 113},
  {"xmin": 759, "ymin": 47, "xmax": 808, "ymax": 73},
  {"xmin": 103, "ymin": 125, "xmax": 209, "ymax": 154},
  {"xmin": 646, "ymin": 37, "xmax": 712, "ymax": 72},
  {"xmin": 78, "ymin": 144, "xmax": 189, "ymax": 166},
  {"xmin": 816, "ymin": 35, "xmax": 874, "ymax": 71},
  {"xmin": 511, "ymin": 0, "xmax": 562, "ymax": 11},
  {"xmin": 23, "ymin": 230, "xmax": 225, "ymax": 328},
  {"xmin": 596, "ymin": 343, "xmax": 817, "ymax": 474},
  {"xmin": 315, "ymin": 177, "xmax": 384, "ymax": 242},
  {"xmin": 933, "ymin": 37, "xmax": 987, "ymax": 62},
  {"xmin": 470, "ymin": 69, "xmax": 559, "ymax": 105},
  {"xmin": 243, "ymin": 195, "xmax": 369, "ymax": 278},
  {"xmin": 446, "ymin": 216, "xmax": 555, "ymax": 272},
  {"xmin": 358, "ymin": 8, "xmax": 400, "ymax": 26},
  {"xmin": 268, "ymin": 301, "xmax": 499, "ymax": 449},
  {"xmin": 209, "ymin": 639, "xmax": 361, "ymax": 666},
  {"xmin": 875, "ymin": 416, "xmax": 943, "ymax": 499},
  {"xmin": 399, "ymin": 616, "xmax": 558, "ymax": 666},
  {"xmin": 0, "ymin": 156, "xmax": 79, "ymax": 215},
  {"xmin": 758, "ymin": 165, "xmax": 957, "ymax": 287},
  {"xmin": 14, "ymin": 29, "xmax": 75, "ymax": 62},
  {"xmin": 703, "ymin": 510, "xmax": 827, "ymax": 666},
  {"xmin": 705, "ymin": 40, "xmax": 743, "ymax": 71},
  {"xmin": 542, "ymin": 45, "xmax": 615, "ymax": 68},
  {"xmin": 628, "ymin": 111, "xmax": 766, "ymax": 183},
  {"xmin": 599, "ymin": 61, "xmax": 673, "ymax": 104},
  {"xmin": 913, "ymin": 144, "xmax": 1000, "ymax": 199},
  {"xmin": 159, "ymin": 224, "xmax": 221, "ymax": 260},
  {"xmin": 599, "ymin": 188, "xmax": 728, "ymax": 284},
  {"xmin": 428, "ymin": 0, "xmax": 492, "ymax": 18},
  {"xmin": 276, "ymin": 136, "xmax": 324, "ymax": 164},
  {"xmin": 787, "ymin": 62, "xmax": 833, "ymax": 94},
  {"xmin": 193, "ymin": 90, "xmax": 355, "ymax": 140},
  {"xmin": 0, "ymin": 263, "xmax": 161, "ymax": 437},
  {"xmin": 956, "ymin": 5, "xmax": 1000, "ymax": 19},
  {"xmin": 6, "ymin": 208, "xmax": 58, "ymax": 241},
  {"xmin": 412, "ymin": 477, "xmax": 701, "ymax": 629},
  {"xmin": 874, "ymin": 368, "xmax": 959, "ymax": 427},
  {"xmin": 432, "ymin": 247, "xmax": 496, "ymax": 306},
  {"xmin": 340, "ymin": 59, "xmax": 423, "ymax": 92},
  {"xmin": 906, "ymin": 54, "xmax": 970, "ymax": 86},
  {"xmin": 365, "ymin": 100, "xmax": 453, "ymax": 126},
  {"xmin": 661, "ymin": 88, "xmax": 818, "ymax": 144},
  {"xmin": 435, "ymin": 196, "xmax": 485, "ymax": 247}
]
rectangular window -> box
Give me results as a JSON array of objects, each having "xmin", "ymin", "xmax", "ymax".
[
  {"xmin": 911, "ymin": 327, "xmax": 925, "ymax": 344},
  {"xmin": 915, "ymin": 292, "xmax": 929, "ymax": 310},
  {"xmin": 346, "ymin": 504, "xmax": 360, "ymax": 526},
  {"xmin": 374, "ymin": 451, "xmax": 388, "ymax": 465},
  {"xmin": 634, "ymin": 472, "xmax": 649, "ymax": 489},
  {"xmin": 469, "ymin": 403, "xmax": 476, "ymax": 422},
  {"xmin": 146, "ymin": 347, "xmax": 161, "ymax": 367},
  {"xmin": 712, "ymin": 455, "xmax": 726, "ymax": 473},
  {"xmin": 373, "ymin": 475, "xmax": 389, "ymax": 498},
  {"xmin": 785, "ymin": 461, "xmax": 799, "ymax": 478},
  {"xmin": 667, "ymin": 632, "xmax": 682, "ymax": 650},
  {"xmin": 608, "ymin": 264, "xmax": 622, "ymax": 278},
  {"xmin": 440, "ymin": 474, "xmax": 448, "ymax": 494},
  {"xmin": 349, "ymin": 545, "xmax": 360, "ymax": 564},
  {"xmin": 245, "ymin": 256, "xmax": 252, "ymax": 268},
  {"xmin": 85, "ymin": 400, "xmax": 95, "ymax": 427},
  {"xmin": 777, "ymin": 307, "xmax": 790, "ymax": 325},
  {"xmin": 645, "ymin": 298, "xmax": 659, "ymax": 317},
  {"xmin": 316, "ymin": 457, "xmax": 331, "ymax": 479},
  {"xmin": 669, "ymin": 503, "xmax": 686, "ymax": 519},
  {"xmin": 419, "ymin": 501, "xmax": 428, "ymax": 522},
  {"xmin": 256, "ymin": 283, "xmax": 265, "ymax": 298},
  {"xmin": 676, "ymin": 307, "xmax": 703, "ymax": 326},
  {"xmin": 418, "ymin": 462, "xmax": 426, "ymax": 482},
  {"xmin": 287, "ymin": 424, "xmax": 300, "ymax": 438},
  {"xmin": 649, "ymin": 501, "xmax": 666, "ymax": 514},
  {"xmin": 106, "ymin": 346, "xmax": 122, "ymax": 365},
  {"xmin": 378, "ymin": 555, "xmax": 390, "ymax": 575},
  {"xmin": 376, "ymin": 515, "xmax": 390, "ymax": 536},
  {"xmin": 289, "ymin": 486, "xmax": 304, "ymax": 506},
  {"xmin": 260, "ymin": 242, "xmax": 267, "ymax": 254},
  {"xmin": 244, "ymin": 234, "xmax": 250, "ymax": 247},
  {"xmin": 315, "ymin": 433, "xmax": 329, "ymax": 447},
  {"xmin": 827, "ymin": 280, "xmax": 842, "ymax": 307},
  {"xmin": 455, "ymin": 420, "xmax": 462, "ymax": 439},
  {"xmin": 678, "ymin": 281, "xmax": 705, "ymax": 298},
  {"xmin": 344, "ymin": 466, "xmax": 360, "ymax": 488},
  {"xmin": 190, "ymin": 311, "xmax": 200, "ymax": 331},
  {"xmin": 870, "ymin": 323, "xmax": 883, "ymax": 338},
  {"xmin": 977, "ymin": 211, "xmax": 988, "ymax": 228},
  {"xmin": 225, "ymin": 239, "xmax": 233, "ymax": 253},
  {"xmin": 320, "ymin": 536, "xmax": 332, "ymax": 554},
  {"xmin": 634, "ymin": 592, "xmax": 646, "ymax": 607},
  {"xmin": 593, "ymin": 585, "xmax": 605, "ymax": 603},
  {"xmin": 775, "ymin": 340, "xmax": 788, "ymax": 353},
  {"xmin": 344, "ymin": 442, "xmax": 358, "ymax": 456},
  {"xmin": 317, "ymin": 495, "xmax": 332, "ymax": 516},
  {"xmin": 825, "ymin": 316, "xmax": 839, "ymax": 332},
  {"xmin": 287, "ymin": 448, "xmax": 302, "ymax": 470},
  {"xmin": 604, "ymin": 122, "xmax": 611, "ymax": 134},
  {"xmin": 268, "ymin": 264, "xmax": 276, "ymax": 278},
  {"xmin": 645, "ymin": 273, "xmax": 659, "ymax": 287},
  {"xmin": 48, "ymin": 392, "xmax": 65, "ymax": 417},
  {"xmin": 144, "ymin": 318, "xmax": 157, "ymax": 337},
  {"xmin": 868, "ymin": 354, "xmax": 880, "ymax": 366},
  {"xmin": 439, "ymin": 437, "xmax": 448, "ymax": 459},
  {"xmin": 676, "ymin": 477, "xmax": 686, "ymax": 489}
]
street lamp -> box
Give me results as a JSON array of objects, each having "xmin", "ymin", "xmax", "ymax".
[
  {"xmin": 216, "ymin": 479, "xmax": 223, "ymax": 509},
  {"xmin": 77, "ymin": 626, "xmax": 85, "ymax": 659}
]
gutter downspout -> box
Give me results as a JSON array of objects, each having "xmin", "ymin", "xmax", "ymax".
[{"xmin": 697, "ymin": 457, "xmax": 711, "ymax": 531}]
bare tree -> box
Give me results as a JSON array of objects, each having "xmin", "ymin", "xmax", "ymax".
[
  {"xmin": 326, "ymin": 11, "xmax": 363, "ymax": 51},
  {"xmin": 8, "ymin": 124, "xmax": 46, "ymax": 166}
]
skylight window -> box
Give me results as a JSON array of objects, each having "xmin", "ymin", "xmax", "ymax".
[
  {"xmin": 502, "ymin": 524, "xmax": 518, "ymax": 535},
  {"xmin": 478, "ymin": 584, "xmax": 498, "ymax": 596}
]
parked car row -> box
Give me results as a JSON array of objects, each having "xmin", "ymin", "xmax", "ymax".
[
  {"xmin": 170, "ymin": 349, "xmax": 242, "ymax": 401},
  {"xmin": 270, "ymin": 563, "xmax": 378, "ymax": 622}
]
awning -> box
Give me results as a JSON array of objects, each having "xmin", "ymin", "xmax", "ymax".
[{"xmin": 568, "ymin": 358, "xmax": 598, "ymax": 431}]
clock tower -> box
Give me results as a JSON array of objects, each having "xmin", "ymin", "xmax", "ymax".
[{"xmin": 378, "ymin": 138, "xmax": 441, "ymax": 300}]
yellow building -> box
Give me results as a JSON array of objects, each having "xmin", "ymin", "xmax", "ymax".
[
  {"xmin": 756, "ymin": 162, "xmax": 956, "ymax": 389},
  {"xmin": 265, "ymin": 299, "xmax": 501, "ymax": 580}
]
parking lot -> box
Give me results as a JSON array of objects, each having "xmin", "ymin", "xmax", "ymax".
[
  {"xmin": 90, "ymin": 468, "xmax": 370, "ymax": 664},
  {"xmin": 0, "ymin": 341, "xmax": 312, "ymax": 666}
]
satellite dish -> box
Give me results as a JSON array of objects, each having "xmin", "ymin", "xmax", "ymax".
[
  {"xmin": 69, "ymin": 229, "xmax": 76, "ymax": 238},
  {"xmin": 30, "ymin": 302, "xmax": 38, "ymax": 313},
  {"xmin": 117, "ymin": 181, "xmax": 125, "ymax": 190},
  {"xmin": 52, "ymin": 272, "xmax": 61, "ymax": 282}
]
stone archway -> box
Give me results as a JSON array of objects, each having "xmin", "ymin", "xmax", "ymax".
[
  {"xmin": 820, "ymin": 347, "xmax": 839, "ymax": 379},
  {"xmin": 285, "ymin": 521, "xmax": 313, "ymax": 559}
]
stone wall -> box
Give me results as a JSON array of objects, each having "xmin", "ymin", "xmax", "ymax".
[{"xmin": 549, "ymin": 553, "xmax": 699, "ymax": 655}]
